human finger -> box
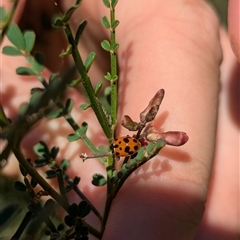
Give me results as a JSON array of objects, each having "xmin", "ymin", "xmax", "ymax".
[
  {"xmin": 228, "ymin": 0, "xmax": 240, "ymax": 62},
  {"xmin": 102, "ymin": 0, "xmax": 222, "ymax": 239}
]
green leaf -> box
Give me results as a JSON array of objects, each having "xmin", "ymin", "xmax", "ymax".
[
  {"xmin": 101, "ymin": 40, "xmax": 111, "ymax": 51},
  {"xmin": 79, "ymin": 103, "xmax": 91, "ymax": 110},
  {"xmin": 6, "ymin": 24, "xmax": 25, "ymax": 50},
  {"xmin": 30, "ymin": 87, "xmax": 44, "ymax": 94},
  {"xmin": 24, "ymin": 31, "xmax": 35, "ymax": 52},
  {"xmin": 2, "ymin": 46, "xmax": 23, "ymax": 55},
  {"xmin": 52, "ymin": 18, "xmax": 64, "ymax": 28},
  {"xmin": 16, "ymin": 67, "xmax": 36, "ymax": 75},
  {"xmin": 112, "ymin": 74, "xmax": 118, "ymax": 81},
  {"xmin": 98, "ymin": 145, "xmax": 108, "ymax": 153},
  {"xmin": 60, "ymin": 44, "xmax": 72, "ymax": 57},
  {"xmin": 62, "ymin": 0, "xmax": 82, "ymax": 24},
  {"xmin": 84, "ymin": 52, "xmax": 96, "ymax": 71},
  {"xmin": 0, "ymin": 7, "xmax": 7, "ymax": 21},
  {"xmin": 77, "ymin": 201, "xmax": 91, "ymax": 218},
  {"xmin": 68, "ymin": 77, "xmax": 82, "ymax": 87},
  {"xmin": 117, "ymin": 165, "xmax": 128, "ymax": 178},
  {"xmin": 111, "ymin": 0, "xmax": 119, "ymax": 8},
  {"xmin": 65, "ymin": 99, "xmax": 74, "ymax": 113},
  {"xmin": 111, "ymin": 19, "xmax": 120, "ymax": 29},
  {"xmin": 49, "ymin": 73, "xmax": 60, "ymax": 84},
  {"xmin": 34, "ymin": 158, "xmax": 49, "ymax": 167},
  {"xmin": 44, "ymin": 108, "xmax": 63, "ymax": 119},
  {"xmin": 101, "ymin": 16, "xmax": 110, "ymax": 29},
  {"xmin": 76, "ymin": 122, "xmax": 88, "ymax": 137},
  {"xmin": 50, "ymin": 146, "xmax": 59, "ymax": 159},
  {"xmin": 75, "ymin": 20, "xmax": 87, "ymax": 44},
  {"xmin": 67, "ymin": 133, "xmax": 81, "ymax": 142},
  {"xmin": 30, "ymin": 177, "xmax": 38, "ymax": 188},
  {"xmin": 92, "ymin": 173, "xmax": 107, "ymax": 186},
  {"xmin": 94, "ymin": 81, "xmax": 103, "ymax": 96},
  {"xmin": 102, "ymin": 0, "xmax": 110, "ymax": 8},
  {"xmin": 28, "ymin": 52, "xmax": 44, "ymax": 73},
  {"xmin": 104, "ymin": 72, "xmax": 112, "ymax": 81},
  {"xmin": 57, "ymin": 223, "xmax": 65, "ymax": 231},
  {"xmin": 112, "ymin": 43, "xmax": 119, "ymax": 51},
  {"xmin": 19, "ymin": 103, "xmax": 28, "ymax": 116},
  {"xmin": 14, "ymin": 181, "xmax": 26, "ymax": 192},
  {"xmin": 68, "ymin": 122, "xmax": 88, "ymax": 141},
  {"xmin": 61, "ymin": 159, "xmax": 69, "ymax": 171},
  {"xmin": 45, "ymin": 169, "xmax": 57, "ymax": 179},
  {"xmin": 73, "ymin": 176, "xmax": 81, "ymax": 185},
  {"xmin": 146, "ymin": 142, "xmax": 155, "ymax": 154},
  {"xmin": 28, "ymin": 91, "xmax": 43, "ymax": 111},
  {"xmin": 34, "ymin": 141, "xmax": 50, "ymax": 158},
  {"xmin": 68, "ymin": 203, "xmax": 78, "ymax": 216}
]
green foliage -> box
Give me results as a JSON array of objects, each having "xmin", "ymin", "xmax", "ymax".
[
  {"xmin": 101, "ymin": 40, "xmax": 111, "ymax": 52},
  {"xmin": 84, "ymin": 51, "xmax": 96, "ymax": 71},
  {"xmin": 75, "ymin": 20, "xmax": 87, "ymax": 44},
  {"xmin": 92, "ymin": 174, "xmax": 107, "ymax": 186},
  {"xmin": 23, "ymin": 31, "xmax": 35, "ymax": 52},
  {"xmin": 0, "ymin": 6, "xmax": 7, "ymax": 21},
  {"xmin": 6, "ymin": 23, "xmax": 25, "ymax": 50},
  {"xmin": 2, "ymin": 45, "xmax": 22, "ymax": 55},
  {"xmin": 101, "ymin": 16, "xmax": 110, "ymax": 29},
  {"xmin": 14, "ymin": 181, "xmax": 27, "ymax": 192}
]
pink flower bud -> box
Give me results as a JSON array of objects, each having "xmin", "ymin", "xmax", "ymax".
[
  {"xmin": 147, "ymin": 127, "xmax": 188, "ymax": 146},
  {"xmin": 121, "ymin": 115, "xmax": 139, "ymax": 131},
  {"xmin": 140, "ymin": 89, "xmax": 165, "ymax": 123}
]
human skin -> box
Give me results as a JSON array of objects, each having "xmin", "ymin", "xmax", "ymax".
[{"xmin": 1, "ymin": 0, "xmax": 239, "ymax": 239}]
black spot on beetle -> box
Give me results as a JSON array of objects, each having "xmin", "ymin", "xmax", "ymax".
[
  {"xmin": 134, "ymin": 145, "xmax": 139, "ymax": 151},
  {"xmin": 124, "ymin": 146, "xmax": 130, "ymax": 153}
]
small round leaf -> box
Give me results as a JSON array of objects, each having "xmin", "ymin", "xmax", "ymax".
[
  {"xmin": 16, "ymin": 67, "xmax": 36, "ymax": 75},
  {"xmin": 13, "ymin": 181, "xmax": 26, "ymax": 192},
  {"xmin": 92, "ymin": 173, "xmax": 107, "ymax": 186},
  {"xmin": 45, "ymin": 169, "xmax": 57, "ymax": 179},
  {"xmin": 84, "ymin": 52, "xmax": 96, "ymax": 71},
  {"xmin": 24, "ymin": 31, "xmax": 36, "ymax": 52},
  {"xmin": 102, "ymin": 0, "xmax": 110, "ymax": 8},
  {"xmin": 61, "ymin": 159, "xmax": 69, "ymax": 171},
  {"xmin": 101, "ymin": 16, "xmax": 110, "ymax": 29},
  {"xmin": 77, "ymin": 201, "xmax": 91, "ymax": 218},
  {"xmin": 57, "ymin": 223, "xmax": 65, "ymax": 231},
  {"xmin": 7, "ymin": 24, "xmax": 25, "ymax": 50},
  {"xmin": 101, "ymin": 40, "xmax": 111, "ymax": 51},
  {"xmin": 34, "ymin": 158, "xmax": 49, "ymax": 167},
  {"xmin": 2, "ymin": 46, "xmax": 23, "ymax": 55},
  {"xmin": 73, "ymin": 176, "xmax": 81, "ymax": 185}
]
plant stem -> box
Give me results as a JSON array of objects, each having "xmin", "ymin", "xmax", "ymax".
[
  {"xmin": 13, "ymin": 148, "xmax": 69, "ymax": 212},
  {"xmin": 65, "ymin": 175, "xmax": 103, "ymax": 221},
  {"xmin": 64, "ymin": 24, "xmax": 112, "ymax": 139},
  {"xmin": 110, "ymin": 3, "xmax": 118, "ymax": 131}
]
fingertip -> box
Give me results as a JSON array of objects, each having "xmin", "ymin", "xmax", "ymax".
[{"xmin": 228, "ymin": 0, "xmax": 240, "ymax": 62}]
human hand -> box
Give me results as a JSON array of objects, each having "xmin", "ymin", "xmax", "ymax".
[{"xmin": 1, "ymin": 0, "xmax": 239, "ymax": 239}]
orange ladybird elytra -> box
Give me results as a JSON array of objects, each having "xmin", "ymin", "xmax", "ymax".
[{"xmin": 113, "ymin": 135, "xmax": 141, "ymax": 157}]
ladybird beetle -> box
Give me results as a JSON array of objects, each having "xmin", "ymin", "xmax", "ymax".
[{"xmin": 113, "ymin": 135, "xmax": 141, "ymax": 157}]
